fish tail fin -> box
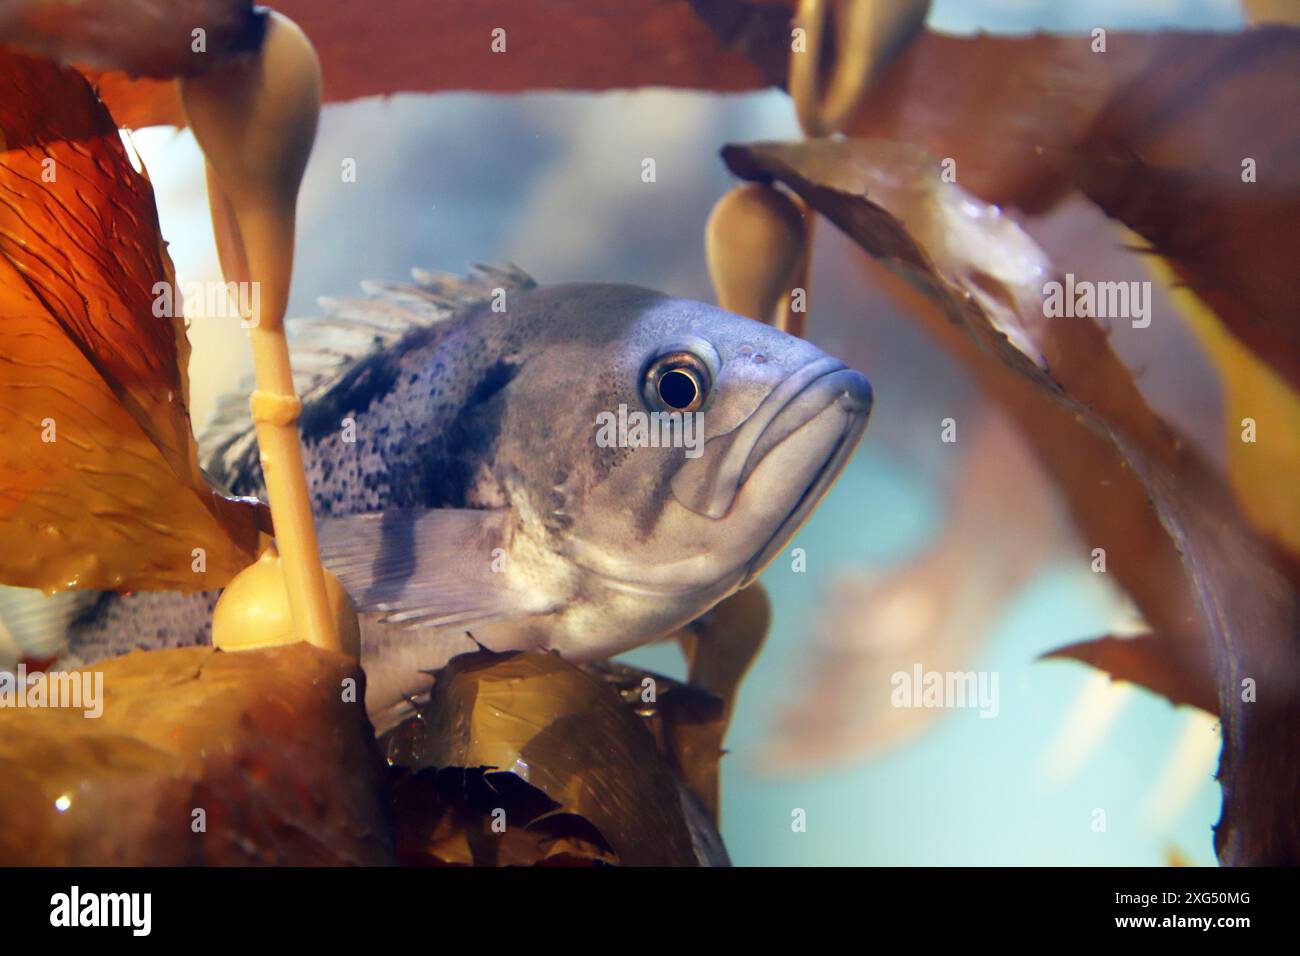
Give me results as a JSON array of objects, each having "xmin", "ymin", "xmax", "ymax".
[{"xmin": 0, "ymin": 587, "xmax": 94, "ymax": 671}]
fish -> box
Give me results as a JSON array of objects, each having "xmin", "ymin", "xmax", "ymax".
[{"xmin": 10, "ymin": 266, "xmax": 873, "ymax": 730}]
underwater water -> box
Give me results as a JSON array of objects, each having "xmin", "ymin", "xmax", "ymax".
[{"xmin": 134, "ymin": 10, "xmax": 1231, "ymax": 861}]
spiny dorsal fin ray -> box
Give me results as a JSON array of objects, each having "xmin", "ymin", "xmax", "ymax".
[{"xmin": 198, "ymin": 263, "xmax": 535, "ymax": 482}]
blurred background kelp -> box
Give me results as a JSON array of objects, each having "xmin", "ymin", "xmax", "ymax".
[{"xmin": 3, "ymin": 0, "xmax": 1297, "ymax": 865}]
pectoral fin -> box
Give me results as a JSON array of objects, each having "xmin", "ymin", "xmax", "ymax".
[{"xmin": 317, "ymin": 508, "xmax": 553, "ymax": 630}]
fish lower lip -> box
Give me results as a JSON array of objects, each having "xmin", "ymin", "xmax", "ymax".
[
  {"xmin": 738, "ymin": 366, "xmax": 872, "ymax": 489},
  {"xmin": 739, "ymin": 392, "xmax": 870, "ymax": 587},
  {"xmin": 671, "ymin": 358, "xmax": 870, "ymax": 520}
]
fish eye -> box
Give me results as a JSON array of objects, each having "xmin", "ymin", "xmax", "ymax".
[{"xmin": 643, "ymin": 351, "xmax": 711, "ymax": 413}]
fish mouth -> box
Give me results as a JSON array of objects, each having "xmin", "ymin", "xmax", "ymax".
[
  {"xmin": 567, "ymin": 357, "xmax": 871, "ymax": 600},
  {"xmin": 671, "ymin": 356, "xmax": 872, "ymax": 522},
  {"xmin": 735, "ymin": 365, "xmax": 872, "ymax": 587}
]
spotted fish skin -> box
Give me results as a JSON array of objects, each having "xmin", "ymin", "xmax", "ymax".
[
  {"xmin": 65, "ymin": 269, "xmax": 532, "ymax": 662},
  {"xmin": 58, "ymin": 268, "xmax": 873, "ymax": 727}
]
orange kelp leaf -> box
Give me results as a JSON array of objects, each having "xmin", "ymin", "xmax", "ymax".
[
  {"xmin": 84, "ymin": 72, "xmax": 186, "ymax": 131},
  {"xmin": 722, "ymin": 138, "xmax": 1300, "ymax": 864},
  {"xmin": 1041, "ymin": 634, "xmax": 1218, "ymax": 716},
  {"xmin": 0, "ymin": 52, "xmax": 267, "ymax": 592},
  {"xmin": 386, "ymin": 650, "xmax": 706, "ymax": 866},
  {"xmin": 0, "ymin": 644, "xmax": 394, "ymax": 865}
]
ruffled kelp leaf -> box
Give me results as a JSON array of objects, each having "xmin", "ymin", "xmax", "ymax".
[
  {"xmin": 722, "ymin": 138, "xmax": 1300, "ymax": 864},
  {"xmin": 0, "ymin": 644, "xmax": 394, "ymax": 865},
  {"xmin": 385, "ymin": 649, "xmax": 709, "ymax": 866},
  {"xmin": 0, "ymin": 51, "xmax": 268, "ymax": 592},
  {"xmin": 1041, "ymin": 634, "xmax": 1219, "ymax": 717}
]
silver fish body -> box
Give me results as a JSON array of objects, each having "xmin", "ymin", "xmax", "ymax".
[{"xmin": 51, "ymin": 270, "xmax": 873, "ymax": 728}]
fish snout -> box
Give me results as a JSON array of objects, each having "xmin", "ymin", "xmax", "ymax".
[
  {"xmin": 827, "ymin": 367, "xmax": 873, "ymax": 415},
  {"xmin": 671, "ymin": 357, "xmax": 873, "ymax": 520}
]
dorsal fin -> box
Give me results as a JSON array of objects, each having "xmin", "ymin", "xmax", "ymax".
[{"xmin": 198, "ymin": 263, "xmax": 535, "ymax": 483}]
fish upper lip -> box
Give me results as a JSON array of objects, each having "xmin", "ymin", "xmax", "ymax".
[{"xmin": 737, "ymin": 365, "xmax": 871, "ymax": 490}]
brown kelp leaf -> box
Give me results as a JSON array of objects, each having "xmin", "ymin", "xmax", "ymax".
[
  {"xmin": 571, "ymin": 658, "xmax": 732, "ymax": 865},
  {"xmin": 691, "ymin": 10, "xmax": 1214, "ymax": 207},
  {"xmin": 672, "ymin": 582, "xmax": 770, "ymax": 817},
  {"xmin": 575, "ymin": 588, "xmax": 770, "ymax": 830},
  {"xmin": 836, "ymin": 21, "xmax": 1300, "ymax": 391},
  {"xmin": 387, "ymin": 650, "xmax": 703, "ymax": 866},
  {"xmin": 1041, "ymin": 634, "xmax": 1219, "ymax": 716},
  {"xmin": 0, "ymin": 0, "xmax": 259, "ymax": 77},
  {"xmin": 722, "ymin": 138, "xmax": 1300, "ymax": 864},
  {"xmin": 580, "ymin": 658, "xmax": 729, "ymax": 824},
  {"xmin": 843, "ymin": 27, "xmax": 1300, "ymax": 212},
  {"xmin": 1164, "ymin": 260, "xmax": 1300, "ymax": 556},
  {"xmin": 0, "ymin": 51, "xmax": 267, "ymax": 592},
  {"xmin": 547, "ymin": 599, "xmax": 766, "ymax": 832},
  {"xmin": 693, "ymin": 11, "xmax": 1300, "ymax": 386},
  {"xmin": 391, "ymin": 766, "xmax": 619, "ymax": 867},
  {"xmin": 687, "ymin": 0, "xmax": 810, "ymax": 89},
  {"xmin": 54, "ymin": 0, "xmax": 775, "ymax": 130},
  {"xmin": 1054, "ymin": 26, "xmax": 1300, "ymax": 393},
  {"xmin": 918, "ymin": 27, "xmax": 1299, "ymax": 393},
  {"xmin": 695, "ymin": 12, "xmax": 1297, "ymax": 216},
  {"xmin": 278, "ymin": 0, "xmax": 770, "ymax": 96},
  {"xmin": 0, "ymin": 644, "xmax": 394, "ymax": 865}
]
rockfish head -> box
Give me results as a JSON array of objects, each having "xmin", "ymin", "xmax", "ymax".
[{"xmin": 486, "ymin": 282, "xmax": 873, "ymax": 648}]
